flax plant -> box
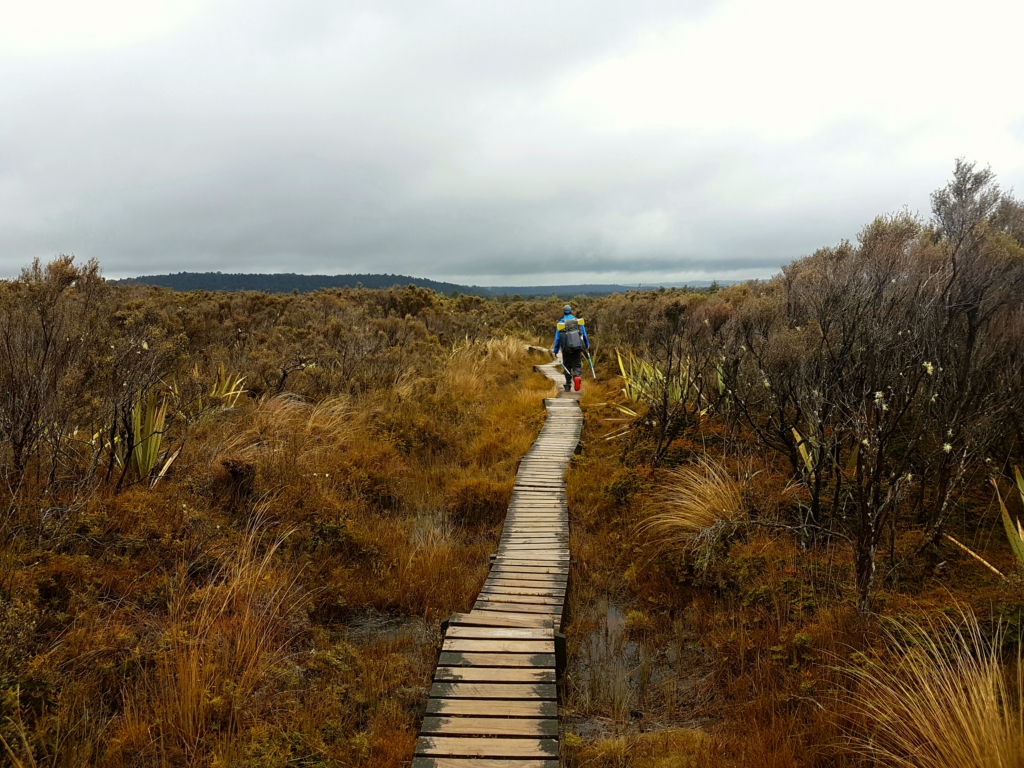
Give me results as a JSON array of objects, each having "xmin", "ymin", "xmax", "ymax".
[{"xmin": 992, "ymin": 467, "xmax": 1024, "ymax": 570}]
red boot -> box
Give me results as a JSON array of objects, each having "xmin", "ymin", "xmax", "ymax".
[{"xmin": 574, "ymin": 376, "xmax": 581, "ymax": 392}]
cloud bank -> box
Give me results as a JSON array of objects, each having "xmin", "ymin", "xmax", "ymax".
[{"xmin": 2, "ymin": 0, "xmax": 1023, "ymax": 284}]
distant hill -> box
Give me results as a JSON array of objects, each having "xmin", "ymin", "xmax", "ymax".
[
  {"xmin": 115, "ymin": 272, "xmax": 725, "ymax": 297},
  {"xmin": 488, "ymin": 282, "xmax": 722, "ymax": 297},
  {"xmin": 117, "ymin": 272, "xmax": 489, "ymax": 296}
]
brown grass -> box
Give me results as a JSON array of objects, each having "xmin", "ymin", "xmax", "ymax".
[
  {"xmin": 637, "ymin": 457, "xmax": 746, "ymax": 569},
  {"xmin": 845, "ymin": 609, "xmax": 1023, "ymax": 768}
]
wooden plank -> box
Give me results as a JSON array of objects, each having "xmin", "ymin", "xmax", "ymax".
[
  {"xmin": 413, "ymin": 759, "xmax": 557, "ymax": 768},
  {"xmin": 428, "ymin": 682, "xmax": 557, "ymax": 700},
  {"xmin": 415, "ymin": 736, "xmax": 558, "ymax": 759},
  {"xmin": 449, "ymin": 612, "xmax": 553, "ymax": 629},
  {"xmin": 425, "ymin": 699, "xmax": 557, "ymax": 717},
  {"xmin": 476, "ymin": 594, "xmax": 563, "ymax": 606},
  {"xmin": 434, "ymin": 666, "xmax": 555, "ymax": 683},
  {"xmin": 481, "ymin": 584, "xmax": 566, "ymax": 594},
  {"xmin": 442, "ymin": 638, "xmax": 554, "ymax": 653},
  {"xmin": 438, "ymin": 652, "xmax": 555, "ymax": 668},
  {"xmin": 472, "ymin": 610, "xmax": 561, "ymax": 629},
  {"xmin": 420, "ymin": 717, "xmax": 558, "ymax": 737},
  {"xmin": 445, "ymin": 626, "xmax": 552, "ymax": 639},
  {"xmin": 480, "ymin": 587, "xmax": 566, "ymax": 598},
  {"xmin": 414, "ymin": 379, "xmax": 578, "ymax": 763},
  {"xmin": 473, "ymin": 601, "xmax": 560, "ymax": 616},
  {"xmin": 499, "ymin": 541, "xmax": 565, "ymax": 547},
  {"xmin": 488, "ymin": 565, "xmax": 568, "ymax": 576},
  {"xmin": 487, "ymin": 567, "xmax": 568, "ymax": 579}
]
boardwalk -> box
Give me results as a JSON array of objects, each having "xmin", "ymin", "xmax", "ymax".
[{"xmin": 413, "ymin": 360, "xmax": 582, "ymax": 767}]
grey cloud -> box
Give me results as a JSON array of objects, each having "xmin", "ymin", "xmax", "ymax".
[{"xmin": 0, "ymin": 0, "xmax": 1015, "ymax": 283}]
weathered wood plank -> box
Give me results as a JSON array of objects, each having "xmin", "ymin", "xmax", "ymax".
[
  {"xmin": 483, "ymin": 579, "xmax": 567, "ymax": 590},
  {"xmin": 487, "ymin": 567, "xmax": 568, "ymax": 579},
  {"xmin": 442, "ymin": 638, "xmax": 554, "ymax": 653},
  {"xmin": 415, "ymin": 736, "xmax": 558, "ymax": 758},
  {"xmin": 475, "ymin": 593, "xmax": 563, "ymax": 606},
  {"xmin": 445, "ymin": 626, "xmax": 552, "ymax": 639},
  {"xmin": 428, "ymin": 682, "xmax": 557, "ymax": 699},
  {"xmin": 414, "ymin": 379, "xmax": 578, "ymax": 763},
  {"xmin": 448, "ymin": 612, "xmax": 554, "ymax": 629},
  {"xmin": 473, "ymin": 602, "xmax": 561, "ymax": 617},
  {"xmin": 412, "ymin": 758, "xmax": 558, "ymax": 768},
  {"xmin": 425, "ymin": 699, "xmax": 557, "ymax": 717},
  {"xmin": 480, "ymin": 587, "xmax": 566, "ymax": 598},
  {"xmin": 438, "ymin": 652, "xmax": 556, "ymax": 668},
  {"xmin": 434, "ymin": 666, "xmax": 555, "ymax": 683},
  {"xmin": 420, "ymin": 717, "xmax": 558, "ymax": 736}
]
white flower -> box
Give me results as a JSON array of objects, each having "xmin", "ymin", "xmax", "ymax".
[
  {"xmin": 763, "ymin": 379, "xmax": 771, "ymax": 389},
  {"xmin": 874, "ymin": 391, "xmax": 884, "ymax": 402},
  {"xmin": 943, "ymin": 443, "xmax": 952, "ymax": 453},
  {"xmin": 923, "ymin": 362, "xmax": 934, "ymax": 375},
  {"xmin": 142, "ymin": 341, "xmax": 148, "ymax": 350},
  {"xmin": 862, "ymin": 439, "xmax": 870, "ymax": 446}
]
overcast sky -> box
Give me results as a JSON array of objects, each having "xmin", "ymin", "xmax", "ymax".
[{"xmin": 2, "ymin": 0, "xmax": 1023, "ymax": 285}]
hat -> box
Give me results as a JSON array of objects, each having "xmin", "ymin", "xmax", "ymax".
[{"xmin": 563, "ymin": 304, "xmax": 572, "ymax": 314}]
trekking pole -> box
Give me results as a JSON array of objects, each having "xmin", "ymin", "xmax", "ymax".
[
  {"xmin": 586, "ymin": 351, "xmax": 596, "ymax": 380},
  {"xmin": 550, "ymin": 350, "xmax": 571, "ymax": 377}
]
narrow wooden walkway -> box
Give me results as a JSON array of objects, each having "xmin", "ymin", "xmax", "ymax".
[{"xmin": 413, "ymin": 360, "xmax": 582, "ymax": 767}]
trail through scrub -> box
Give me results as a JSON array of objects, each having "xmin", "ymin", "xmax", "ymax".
[{"xmin": 412, "ymin": 360, "xmax": 582, "ymax": 766}]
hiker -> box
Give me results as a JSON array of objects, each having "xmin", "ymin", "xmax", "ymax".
[{"xmin": 552, "ymin": 304, "xmax": 590, "ymax": 392}]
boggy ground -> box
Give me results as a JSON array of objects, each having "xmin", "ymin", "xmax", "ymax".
[
  {"xmin": 560, "ymin": 373, "xmax": 1024, "ymax": 768},
  {"xmin": 0, "ymin": 298, "xmax": 555, "ymax": 767}
]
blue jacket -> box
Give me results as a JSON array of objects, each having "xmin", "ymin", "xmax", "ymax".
[{"xmin": 553, "ymin": 313, "xmax": 590, "ymax": 354}]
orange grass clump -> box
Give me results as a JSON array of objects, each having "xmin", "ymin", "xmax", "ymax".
[{"xmin": 846, "ymin": 609, "xmax": 1024, "ymax": 768}]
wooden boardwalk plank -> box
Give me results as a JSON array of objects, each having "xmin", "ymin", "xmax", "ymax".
[
  {"xmin": 425, "ymin": 699, "xmax": 557, "ymax": 717},
  {"xmin": 434, "ymin": 666, "xmax": 555, "ymax": 683},
  {"xmin": 442, "ymin": 638, "xmax": 554, "ymax": 653},
  {"xmin": 413, "ymin": 759, "xmax": 557, "ymax": 768},
  {"xmin": 438, "ymin": 652, "xmax": 556, "ymax": 668},
  {"xmin": 414, "ymin": 363, "xmax": 581, "ymax": 764},
  {"xmin": 428, "ymin": 682, "xmax": 557, "ymax": 699},
  {"xmin": 415, "ymin": 736, "xmax": 558, "ymax": 758},
  {"xmin": 445, "ymin": 626, "xmax": 552, "ymax": 639},
  {"xmin": 449, "ymin": 612, "xmax": 554, "ymax": 629},
  {"xmin": 420, "ymin": 717, "xmax": 558, "ymax": 736}
]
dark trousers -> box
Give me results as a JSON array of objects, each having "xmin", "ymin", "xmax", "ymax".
[{"xmin": 562, "ymin": 350, "xmax": 583, "ymax": 386}]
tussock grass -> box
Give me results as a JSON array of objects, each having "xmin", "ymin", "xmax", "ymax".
[
  {"xmin": 141, "ymin": 518, "xmax": 302, "ymax": 762},
  {"xmin": 847, "ymin": 609, "xmax": 1023, "ymax": 768},
  {"xmin": 638, "ymin": 457, "xmax": 745, "ymax": 556}
]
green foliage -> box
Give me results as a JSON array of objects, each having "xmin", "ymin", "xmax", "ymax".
[
  {"xmin": 130, "ymin": 390, "xmax": 168, "ymax": 482},
  {"xmin": 992, "ymin": 467, "xmax": 1024, "ymax": 569}
]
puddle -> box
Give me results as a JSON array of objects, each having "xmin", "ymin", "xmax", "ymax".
[
  {"xmin": 564, "ymin": 599, "xmax": 712, "ymax": 738},
  {"xmin": 344, "ymin": 607, "xmax": 434, "ymax": 647}
]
